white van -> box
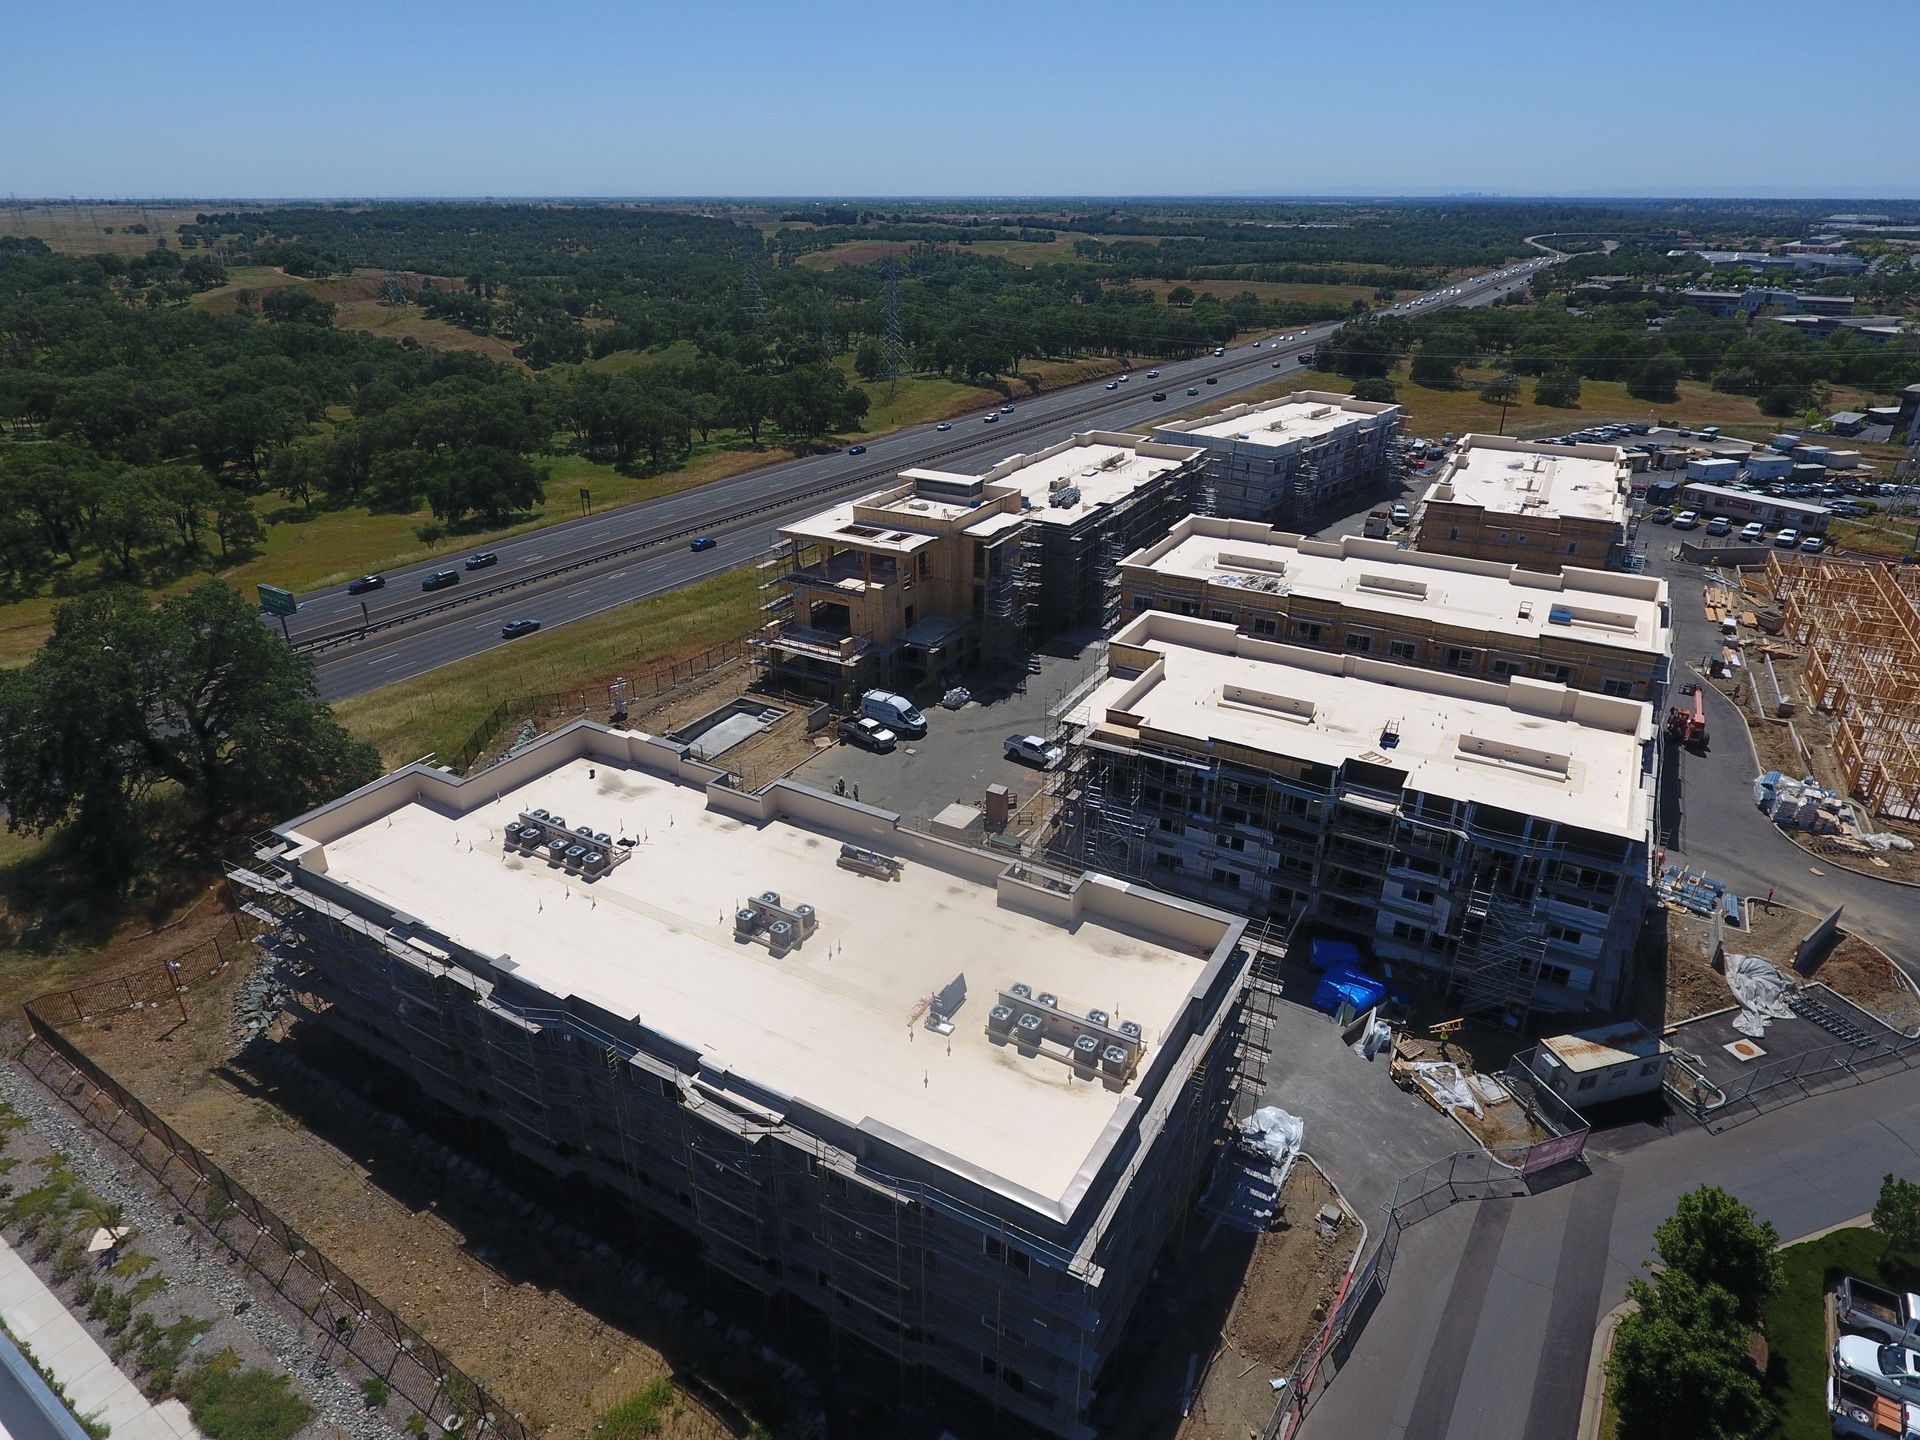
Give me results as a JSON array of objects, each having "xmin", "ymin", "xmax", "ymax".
[{"xmin": 860, "ymin": 690, "xmax": 926, "ymax": 738}]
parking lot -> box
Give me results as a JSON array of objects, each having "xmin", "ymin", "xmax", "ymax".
[{"xmin": 790, "ymin": 639, "xmax": 1105, "ymax": 831}]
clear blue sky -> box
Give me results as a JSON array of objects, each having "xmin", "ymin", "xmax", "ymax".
[{"xmin": 3, "ymin": 0, "xmax": 1912, "ymax": 199}]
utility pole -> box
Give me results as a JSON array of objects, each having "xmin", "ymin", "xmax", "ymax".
[{"xmin": 740, "ymin": 253, "xmax": 766, "ymax": 333}]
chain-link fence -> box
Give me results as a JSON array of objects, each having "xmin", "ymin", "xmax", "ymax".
[{"xmin": 20, "ymin": 970, "xmax": 540, "ymax": 1440}]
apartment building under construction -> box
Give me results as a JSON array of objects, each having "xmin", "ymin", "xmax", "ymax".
[
  {"xmin": 1414, "ymin": 435, "xmax": 1633, "ymax": 573},
  {"xmin": 753, "ymin": 432, "xmax": 1205, "ymax": 700},
  {"xmin": 1151, "ymin": 390, "xmax": 1401, "ymax": 525},
  {"xmin": 229, "ymin": 722, "xmax": 1253, "ymax": 1439},
  {"xmin": 1121, "ymin": 515, "xmax": 1673, "ymax": 706},
  {"xmin": 1049, "ymin": 612, "xmax": 1656, "ymax": 1024}
]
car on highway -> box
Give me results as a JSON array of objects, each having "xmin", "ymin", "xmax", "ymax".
[
  {"xmin": 1272, "ymin": 359, "xmax": 1286, "ymax": 368},
  {"xmin": 1704, "ymin": 517, "xmax": 1732, "ymax": 536},
  {"xmin": 1649, "ymin": 507, "xmax": 1675, "ymax": 524},
  {"xmin": 839, "ymin": 717, "xmax": 897, "ymax": 753},
  {"xmin": 847, "ymin": 444, "xmax": 867, "ymax": 454},
  {"xmin": 1105, "ymin": 382, "xmax": 1119, "ymax": 390},
  {"xmin": 1299, "ymin": 354, "xmax": 1311, "ymax": 365},
  {"xmin": 1004, "ymin": 733, "xmax": 1064, "ymax": 768},
  {"xmin": 1213, "ymin": 347, "xmax": 1226, "ymax": 357},
  {"xmin": 500, "ymin": 619, "xmax": 541, "ymax": 639},
  {"xmin": 690, "ymin": 535, "xmax": 717, "ymax": 552},
  {"xmin": 1146, "ymin": 370, "xmax": 1160, "ymax": 379},
  {"xmin": 346, "ymin": 574, "xmax": 386, "ymax": 595},
  {"xmin": 1740, "ymin": 522, "xmax": 1766, "ymax": 542},
  {"xmin": 1206, "ymin": 376, "xmax": 1218, "ymax": 385},
  {"xmin": 421, "ymin": 569, "xmax": 459, "ymax": 591},
  {"xmin": 935, "ymin": 421, "xmax": 951, "ymax": 432},
  {"xmin": 1118, "ymin": 374, "xmax": 1130, "ymax": 383},
  {"xmin": 1774, "ymin": 529, "xmax": 1802, "ymax": 548},
  {"xmin": 1187, "ymin": 387, "xmax": 1200, "ymax": 396},
  {"xmin": 1000, "ymin": 404, "xmax": 1014, "ymax": 414},
  {"xmin": 1151, "ymin": 391, "xmax": 1166, "ymax": 401},
  {"xmin": 464, "ymin": 551, "xmax": 499, "ymax": 571},
  {"xmin": 983, "ymin": 413, "xmax": 998, "ymax": 423},
  {"xmin": 1671, "ymin": 511, "xmax": 1700, "ymax": 530}
]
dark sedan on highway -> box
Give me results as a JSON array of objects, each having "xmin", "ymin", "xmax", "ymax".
[
  {"xmin": 421, "ymin": 569, "xmax": 459, "ymax": 592},
  {"xmin": 690, "ymin": 536, "xmax": 717, "ymax": 552},
  {"xmin": 464, "ymin": 551, "xmax": 499, "ymax": 570},
  {"xmin": 501, "ymin": 619, "xmax": 541, "ymax": 639},
  {"xmin": 346, "ymin": 574, "xmax": 386, "ymax": 594}
]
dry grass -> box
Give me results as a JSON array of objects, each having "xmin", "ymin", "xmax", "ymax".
[
  {"xmin": 0, "ymin": 203, "xmax": 216, "ymax": 255},
  {"xmin": 1128, "ymin": 277, "xmax": 1380, "ymax": 309},
  {"xmin": 331, "ymin": 564, "xmax": 763, "ymax": 767}
]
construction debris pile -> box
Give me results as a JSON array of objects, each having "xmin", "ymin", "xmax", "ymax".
[
  {"xmin": 1656, "ymin": 864, "xmax": 1743, "ymax": 922},
  {"xmin": 1754, "ymin": 771, "xmax": 1915, "ymax": 851}
]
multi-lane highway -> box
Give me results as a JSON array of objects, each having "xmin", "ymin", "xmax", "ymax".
[{"xmin": 299, "ymin": 256, "xmax": 1552, "ymax": 701}]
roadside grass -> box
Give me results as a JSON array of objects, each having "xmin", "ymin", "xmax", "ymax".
[
  {"xmin": 330, "ymin": 563, "xmax": 763, "ymax": 767},
  {"xmin": 851, "ymin": 371, "xmax": 999, "ymax": 431},
  {"xmin": 1831, "ymin": 510, "xmax": 1919, "ymax": 560},
  {"xmin": 1761, "ymin": 1225, "xmax": 1906, "ymax": 1440}
]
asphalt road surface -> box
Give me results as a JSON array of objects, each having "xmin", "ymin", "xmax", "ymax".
[{"xmin": 298, "ymin": 259, "xmax": 1551, "ymax": 702}]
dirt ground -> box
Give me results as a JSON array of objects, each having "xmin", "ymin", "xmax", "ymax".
[
  {"xmin": 1665, "ymin": 908, "xmax": 1735, "ymax": 1025},
  {"xmin": 1175, "ymin": 1165, "xmax": 1352, "ymax": 1440},
  {"xmin": 492, "ymin": 656, "xmax": 831, "ymax": 794},
  {"xmin": 61, "ymin": 961, "xmax": 745, "ymax": 1440},
  {"xmin": 1663, "ymin": 899, "xmax": 1920, "ymax": 1033}
]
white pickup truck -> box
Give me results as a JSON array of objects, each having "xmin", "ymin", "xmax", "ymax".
[
  {"xmin": 1842, "ymin": 1277, "xmax": 1920, "ymax": 1348},
  {"xmin": 1004, "ymin": 734, "xmax": 1063, "ymax": 768}
]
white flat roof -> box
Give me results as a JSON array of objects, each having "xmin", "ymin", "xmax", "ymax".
[
  {"xmin": 1542, "ymin": 1021, "xmax": 1668, "ymax": 1073},
  {"xmin": 1156, "ymin": 391, "xmax": 1398, "ymax": 448},
  {"xmin": 295, "ymin": 756, "xmax": 1217, "ymax": 1203},
  {"xmin": 1424, "ymin": 435, "xmax": 1630, "ymax": 524},
  {"xmin": 977, "ymin": 436, "xmax": 1195, "ymax": 527},
  {"xmin": 1074, "ymin": 613, "xmax": 1652, "ymax": 841},
  {"xmin": 1128, "ymin": 518, "xmax": 1670, "ymax": 659}
]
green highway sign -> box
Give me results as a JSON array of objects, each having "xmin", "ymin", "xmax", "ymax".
[{"xmin": 257, "ymin": 584, "xmax": 298, "ymax": 617}]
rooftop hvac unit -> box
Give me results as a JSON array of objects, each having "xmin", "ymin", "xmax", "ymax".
[
  {"xmin": 735, "ymin": 908, "xmax": 760, "ymax": 939},
  {"xmin": 1102, "ymin": 1045, "xmax": 1132, "ymax": 1078},
  {"xmin": 767, "ymin": 921, "xmax": 794, "ymax": 958},
  {"xmin": 1037, "ymin": 992, "xmax": 1059, "ymax": 1009},
  {"xmin": 1015, "ymin": 1012, "xmax": 1044, "ymax": 1038},
  {"xmin": 530, "ymin": 808, "xmax": 550, "ymax": 821},
  {"xmin": 759, "ymin": 890, "xmax": 782, "ymax": 907},
  {"xmin": 1087, "ymin": 1008, "xmax": 1111, "ymax": 1028},
  {"xmin": 548, "ymin": 815, "xmax": 566, "ymax": 830},
  {"xmin": 1009, "ymin": 983, "xmax": 1033, "ymax": 1000},
  {"xmin": 1119, "ymin": 1020, "xmax": 1143, "ymax": 1042},
  {"xmin": 1073, "ymin": 1034, "xmax": 1100, "ymax": 1068},
  {"xmin": 583, "ymin": 852, "xmax": 607, "ymax": 874},
  {"xmin": 988, "ymin": 1005, "xmax": 1015, "ymax": 1037}
]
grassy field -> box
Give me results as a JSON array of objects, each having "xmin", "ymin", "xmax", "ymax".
[
  {"xmin": 0, "ymin": 203, "xmax": 215, "ymax": 256},
  {"xmin": 332, "ymin": 563, "xmax": 763, "ymax": 766},
  {"xmin": 190, "ymin": 266, "xmax": 525, "ymax": 367},
  {"xmin": 1762, "ymin": 1226, "xmax": 1913, "ymax": 1439},
  {"xmin": 849, "ymin": 370, "xmax": 999, "ymax": 431},
  {"xmin": 332, "ymin": 299, "xmax": 526, "ymax": 368},
  {"xmin": 1831, "ymin": 509, "xmax": 1920, "ymax": 559},
  {"xmin": 576, "ymin": 339, "xmax": 701, "ymax": 375}
]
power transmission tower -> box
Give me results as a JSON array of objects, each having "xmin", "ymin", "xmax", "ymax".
[
  {"xmin": 740, "ymin": 254, "xmax": 766, "ymax": 332},
  {"xmin": 883, "ymin": 258, "xmax": 907, "ymax": 391},
  {"xmin": 818, "ymin": 303, "xmax": 832, "ymax": 359}
]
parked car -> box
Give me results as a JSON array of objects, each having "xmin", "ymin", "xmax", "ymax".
[
  {"xmin": 1739, "ymin": 522, "xmax": 1766, "ymax": 543},
  {"xmin": 1801, "ymin": 535, "xmax": 1827, "ymax": 552},
  {"xmin": 1705, "ymin": 517, "xmax": 1732, "ymax": 536},
  {"xmin": 860, "ymin": 689, "xmax": 926, "ymax": 738},
  {"xmin": 1774, "ymin": 528, "xmax": 1802, "ymax": 548},
  {"xmin": 839, "ymin": 717, "xmax": 897, "ymax": 753},
  {"xmin": 1671, "ymin": 511, "xmax": 1701, "ymax": 530},
  {"xmin": 1648, "ymin": 507, "xmax": 1674, "ymax": 524},
  {"xmin": 1836, "ymin": 1335, "xmax": 1920, "ymax": 1400},
  {"xmin": 421, "ymin": 569, "xmax": 459, "ymax": 591},
  {"xmin": 690, "ymin": 536, "xmax": 717, "ymax": 552},
  {"xmin": 346, "ymin": 574, "xmax": 386, "ymax": 594},
  {"xmin": 500, "ymin": 619, "xmax": 541, "ymax": 639},
  {"xmin": 1840, "ymin": 1277, "xmax": 1920, "ymax": 1349},
  {"xmin": 464, "ymin": 551, "xmax": 499, "ymax": 570},
  {"xmin": 1004, "ymin": 733, "xmax": 1064, "ymax": 768},
  {"xmin": 1390, "ymin": 503, "xmax": 1411, "ymax": 526}
]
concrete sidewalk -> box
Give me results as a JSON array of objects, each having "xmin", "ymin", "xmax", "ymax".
[{"xmin": 0, "ymin": 1237, "xmax": 204, "ymax": 1440}]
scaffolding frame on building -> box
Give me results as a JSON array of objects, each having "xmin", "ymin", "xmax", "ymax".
[{"xmin": 1767, "ymin": 552, "xmax": 1920, "ymax": 820}]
